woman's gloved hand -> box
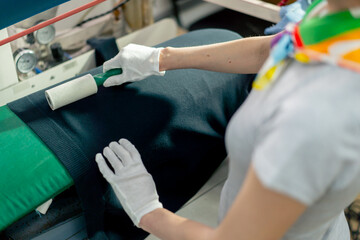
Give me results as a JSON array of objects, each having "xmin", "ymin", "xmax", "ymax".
[
  {"xmin": 95, "ymin": 138, "xmax": 163, "ymax": 226},
  {"xmin": 102, "ymin": 44, "xmax": 165, "ymax": 87},
  {"xmin": 264, "ymin": 0, "xmax": 311, "ymax": 35}
]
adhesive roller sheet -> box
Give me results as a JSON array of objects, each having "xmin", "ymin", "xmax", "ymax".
[
  {"xmin": 45, "ymin": 74, "xmax": 98, "ymax": 110},
  {"xmin": 45, "ymin": 68, "xmax": 122, "ymax": 110}
]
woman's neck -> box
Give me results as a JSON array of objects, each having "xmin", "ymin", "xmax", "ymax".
[{"xmin": 327, "ymin": 0, "xmax": 360, "ymax": 13}]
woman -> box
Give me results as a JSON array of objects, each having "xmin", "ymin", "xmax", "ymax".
[{"xmin": 96, "ymin": 0, "xmax": 360, "ymax": 239}]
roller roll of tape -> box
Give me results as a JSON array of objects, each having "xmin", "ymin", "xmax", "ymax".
[{"xmin": 45, "ymin": 74, "xmax": 97, "ymax": 110}]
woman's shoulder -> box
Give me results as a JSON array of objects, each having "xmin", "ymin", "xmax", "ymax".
[{"xmin": 280, "ymin": 61, "xmax": 360, "ymax": 127}]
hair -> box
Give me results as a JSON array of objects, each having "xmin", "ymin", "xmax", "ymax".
[{"xmin": 327, "ymin": 0, "xmax": 360, "ymax": 9}]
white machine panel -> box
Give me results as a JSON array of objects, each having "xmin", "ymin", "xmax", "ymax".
[
  {"xmin": 204, "ymin": 0, "xmax": 281, "ymax": 23},
  {"xmin": 0, "ymin": 29, "xmax": 18, "ymax": 90},
  {"xmin": 0, "ymin": 50, "xmax": 96, "ymax": 106},
  {"xmin": 116, "ymin": 18, "xmax": 177, "ymax": 48}
]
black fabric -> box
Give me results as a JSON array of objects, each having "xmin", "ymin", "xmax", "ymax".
[
  {"xmin": 189, "ymin": 9, "xmax": 273, "ymax": 37},
  {"xmin": 8, "ymin": 29, "xmax": 255, "ymax": 239},
  {"xmin": 87, "ymin": 37, "xmax": 119, "ymax": 66}
]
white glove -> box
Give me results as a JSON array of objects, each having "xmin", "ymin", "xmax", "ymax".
[
  {"xmin": 95, "ymin": 138, "xmax": 163, "ymax": 226},
  {"xmin": 103, "ymin": 44, "xmax": 165, "ymax": 87}
]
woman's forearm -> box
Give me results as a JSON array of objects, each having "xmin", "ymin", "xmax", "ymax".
[
  {"xmin": 139, "ymin": 166, "xmax": 306, "ymax": 240},
  {"xmin": 140, "ymin": 208, "xmax": 215, "ymax": 240},
  {"xmin": 159, "ymin": 35, "xmax": 275, "ymax": 74}
]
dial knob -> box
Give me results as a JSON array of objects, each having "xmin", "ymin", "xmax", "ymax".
[
  {"xmin": 35, "ymin": 25, "xmax": 56, "ymax": 45},
  {"xmin": 14, "ymin": 49, "xmax": 37, "ymax": 74}
]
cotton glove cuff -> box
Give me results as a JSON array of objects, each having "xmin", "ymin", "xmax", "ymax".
[
  {"xmin": 96, "ymin": 139, "xmax": 163, "ymax": 227},
  {"xmin": 103, "ymin": 44, "xmax": 165, "ymax": 87},
  {"xmin": 264, "ymin": 0, "xmax": 306, "ymax": 35},
  {"xmin": 110, "ymin": 170, "xmax": 163, "ymax": 227},
  {"xmin": 130, "ymin": 195, "xmax": 163, "ymax": 226}
]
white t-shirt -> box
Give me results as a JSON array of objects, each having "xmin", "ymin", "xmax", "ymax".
[{"xmin": 220, "ymin": 60, "xmax": 360, "ymax": 239}]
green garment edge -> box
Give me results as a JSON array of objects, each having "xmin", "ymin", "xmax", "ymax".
[
  {"xmin": 0, "ymin": 105, "xmax": 73, "ymax": 231},
  {"xmin": 300, "ymin": 0, "xmax": 360, "ymax": 45},
  {"xmin": 0, "ymin": 68, "xmax": 122, "ymax": 230}
]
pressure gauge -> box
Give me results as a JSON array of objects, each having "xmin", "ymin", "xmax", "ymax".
[
  {"xmin": 13, "ymin": 49, "xmax": 37, "ymax": 74},
  {"xmin": 35, "ymin": 25, "xmax": 56, "ymax": 45}
]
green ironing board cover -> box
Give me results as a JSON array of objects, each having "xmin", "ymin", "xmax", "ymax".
[{"xmin": 0, "ymin": 105, "xmax": 73, "ymax": 231}]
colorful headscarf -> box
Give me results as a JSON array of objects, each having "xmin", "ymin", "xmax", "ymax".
[{"xmin": 253, "ymin": 0, "xmax": 360, "ymax": 90}]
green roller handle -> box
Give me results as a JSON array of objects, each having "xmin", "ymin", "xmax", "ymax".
[{"xmin": 93, "ymin": 68, "xmax": 123, "ymax": 86}]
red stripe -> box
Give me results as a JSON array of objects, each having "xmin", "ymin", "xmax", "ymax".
[
  {"xmin": 277, "ymin": 0, "xmax": 289, "ymax": 6},
  {"xmin": 293, "ymin": 25, "xmax": 304, "ymax": 48},
  {"xmin": 0, "ymin": 0, "xmax": 107, "ymax": 47}
]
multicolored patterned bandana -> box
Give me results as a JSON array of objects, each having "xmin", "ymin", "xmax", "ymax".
[{"xmin": 253, "ymin": 0, "xmax": 360, "ymax": 90}]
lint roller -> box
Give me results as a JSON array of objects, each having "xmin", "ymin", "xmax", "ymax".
[{"xmin": 45, "ymin": 68, "xmax": 122, "ymax": 110}]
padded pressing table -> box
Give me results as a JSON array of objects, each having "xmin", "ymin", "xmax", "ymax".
[
  {"xmin": 1, "ymin": 29, "xmax": 255, "ymax": 238},
  {"xmin": 0, "ymin": 105, "xmax": 72, "ymax": 231}
]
